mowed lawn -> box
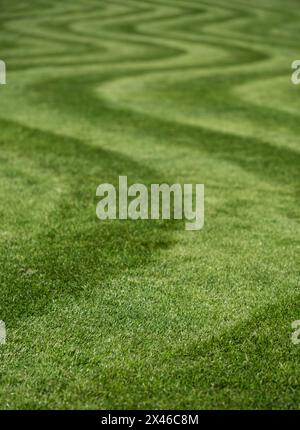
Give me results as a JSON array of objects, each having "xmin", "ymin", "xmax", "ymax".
[{"xmin": 0, "ymin": 0, "xmax": 300, "ymax": 409}]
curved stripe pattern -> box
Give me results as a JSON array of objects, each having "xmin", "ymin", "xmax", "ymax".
[{"xmin": 0, "ymin": 0, "xmax": 299, "ymax": 409}]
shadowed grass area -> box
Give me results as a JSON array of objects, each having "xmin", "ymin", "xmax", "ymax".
[{"xmin": 0, "ymin": 0, "xmax": 300, "ymax": 409}]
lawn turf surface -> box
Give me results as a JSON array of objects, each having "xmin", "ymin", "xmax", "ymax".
[{"xmin": 0, "ymin": 0, "xmax": 300, "ymax": 409}]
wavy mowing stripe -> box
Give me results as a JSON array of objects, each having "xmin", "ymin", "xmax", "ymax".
[
  {"xmin": 0, "ymin": 0, "xmax": 255, "ymax": 66},
  {"xmin": 94, "ymin": 1, "xmax": 300, "ymax": 153},
  {"xmin": 0, "ymin": 0, "xmax": 299, "ymax": 409},
  {"xmin": 1, "ymin": 0, "xmax": 274, "ymax": 136},
  {"xmin": 98, "ymin": 63, "xmax": 300, "ymax": 153}
]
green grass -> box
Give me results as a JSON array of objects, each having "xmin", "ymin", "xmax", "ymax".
[{"xmin": 0, "ymin": 0, "xmax": 300, "ymax": 409}]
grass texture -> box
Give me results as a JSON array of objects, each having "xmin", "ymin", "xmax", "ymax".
[{"xmin": 0, "ymin": 0, "xmax": 300, "ymax": 409}]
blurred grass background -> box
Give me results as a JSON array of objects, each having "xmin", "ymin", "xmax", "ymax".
[{"xmin": 0, "ymin": 0, "xmax": 300, "ymax": 409}]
